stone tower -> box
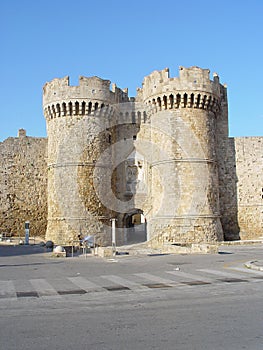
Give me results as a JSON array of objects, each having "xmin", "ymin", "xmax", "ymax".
[
  {"xmin": 43, "ymin": 66, "xmax": 227, "ymax": 246},
  {"xmin": 135, "ymin": 67, "xmax": 226, "ymax": 245},
  {"xmin": 43, "ymin": 76, "xmax": 129, "ymax": 244}
]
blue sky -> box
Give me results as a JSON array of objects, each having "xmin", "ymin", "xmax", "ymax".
[{"xmin": 0, "ymin": 0, "xmax": 262, "ymax": 141}]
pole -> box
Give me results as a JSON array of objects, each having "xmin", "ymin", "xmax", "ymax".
[
  {"xmin": 25, "ymin": 221, "xmax": 30, "ymax": 245},
  {"xmin": 111, "ymin": 218, "xmax": 117, "ymax": 256}
]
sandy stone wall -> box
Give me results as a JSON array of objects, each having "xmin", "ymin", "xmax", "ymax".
[
  {"xmin": 44, "ymin": 113, "xmax": 114, "ymax": 245},
  {"xmin": 0, "ymin": 130, "xmax": 47, "ymax": 238},
  {"xmin": 217, "ymin": 138, "xmax": 239, "ymax": 240},
  {"xmin": 219, "ymin": 137, "xmax": 263, "ymax": 240},
  {"xmin": 234, "ymin": 137, "xmax": 263, "ymax": 239}
]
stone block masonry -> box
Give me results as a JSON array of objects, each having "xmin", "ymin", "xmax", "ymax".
[
  {"xmin": 235, "ymin": 137, "xmax": 263, "ymax": 239},
  {"xmin": 0, "ymin": 130, "xmax": 47, "ymax": 238},
  {"xmin": 0, "ymin": 66, "xmax": 262, "ymax": 247}
]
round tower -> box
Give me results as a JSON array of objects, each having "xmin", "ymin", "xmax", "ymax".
[
  {"xmin": 136, "ymin": 66, "xmax": 224, "ymax": 244},
  {"xmin": 43, "ymin": 75, "xmax": 128, "ymax": 244}
]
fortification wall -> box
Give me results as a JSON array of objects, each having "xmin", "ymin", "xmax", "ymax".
[
  {"xmin": 0, "ymin": 130, "xmax": 47, "ymax": 238},
  {"xmin": 0, "ymin": 67, "xmax": 262, "ymax": 246},
  {"xmin": 214, "ymin": 78, "xmax": 241, "ymax": 241},
  {"xmin": 217, "ymin": 138, "xmax": 240, "ymax": 240},
  {"xmin": 234, "ymin": 137, "xmax": 263, "ymax": 239},
  {"xmin": 42, "ymin": 66, "xmax": 230, "ymax": 245}
]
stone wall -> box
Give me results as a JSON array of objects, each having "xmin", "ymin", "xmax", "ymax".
[
  {"xmin": 0, "ymin": 130, "xmax": 47, "ymax": 239},
  {"xmin": 218, "ymin": 137, "xmax": 240, "ymax": 240},
  {"xmin": 234, "ymin": 137, "xmax": 263, "ymax": 239}
]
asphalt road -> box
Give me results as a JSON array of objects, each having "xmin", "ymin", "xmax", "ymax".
[{"xmin": 0, "ymin": 244, "xmax": 263, "ymax": 349}]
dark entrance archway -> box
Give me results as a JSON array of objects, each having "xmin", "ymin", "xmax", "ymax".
[{"xmin": 124, "ymin": 209, "xmax": 147, "ymax": 244}]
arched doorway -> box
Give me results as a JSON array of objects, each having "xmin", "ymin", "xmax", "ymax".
[{"xmin": 124, "ymin": 209, "xmax": 147, "ymax": 244}]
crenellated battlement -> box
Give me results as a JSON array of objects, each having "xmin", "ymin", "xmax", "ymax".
[
  {"xmin": 43, "ymin": 67, "xmax": 225, "ymax": 121},
  {"xmin": 136, "ymin": 66, "xmax": 222, "ymax": 104},
  {"xmin": 43, "ymin": 75, "xmax": 129, "ymax": 118}
]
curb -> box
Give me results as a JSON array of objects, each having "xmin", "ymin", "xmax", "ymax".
[
  {"xmin": 221, "ymin": 240, "xmax": 263, "ymax": 246},
  {"xmin": 244, "ymin": 261, "xmax": 263, "ymax": 272}
]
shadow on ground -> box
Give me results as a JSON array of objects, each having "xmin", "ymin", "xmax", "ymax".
[{"xmin": 0, "ymin": 245, "xmax": 47, "ymax": 258}]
